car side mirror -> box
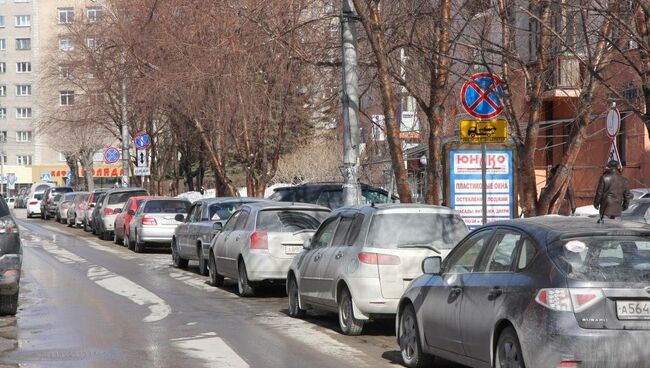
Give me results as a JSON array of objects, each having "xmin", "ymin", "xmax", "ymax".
[
  {"xmin": 175, "ymin": 214, "xmax": 185, "ymax": 222},
  {"xmin": 212, "ymin": 222, "xmax": 223, "ymax": 232},
  {"xmin": 303, "ymin": 237, "xmax": 313, "ymax": 250},
  {"xmin": 422, "ymin": 256, "xmax": 442, "ymax": 275},
  {"xmin": 114, "ymin": 208, "xmax": 122, "ymax": 214},
  {"xmin": 128, "ymin": 209, "xmax": 135, "ymax": 216}
]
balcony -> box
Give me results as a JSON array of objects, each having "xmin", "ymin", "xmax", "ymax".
[{"xmin": 543, "ymin": 57, "xmax": 582, "ymax": 100}]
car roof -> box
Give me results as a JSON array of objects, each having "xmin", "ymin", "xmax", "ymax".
[
  {"xmin": 242, "ymin": 201, "xmax": 330, "ymax": 211},
  {"xmin": 273, "ymin": 182, "xmax": 387, "ymax": 192},
  {"xmin": 141, "ymin": 197, "xmax": 190, "ymax": 202},
  {"xmin": 197, "ymin": 197, "xmax": 266, "ymax": 205},
  {"xmin": 332, "ymin": 203, "xmax": 460, "ymax": 215},
  {"xmin": 106, "ymin": 187, "xmax": 147, "ymax": 194}
]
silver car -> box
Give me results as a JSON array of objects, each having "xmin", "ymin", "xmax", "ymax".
[
  {"xmin": 127, "ymin": 198, "xmax": 191, "ymax": 253},
  {"xmin": 172, "ymin": 197, "xmax": 265, "ymax": 275},
  {"xmin": 67, "ymin": 192, "xmax": 89, "ymax": 227},
  {"xmin": 287, "ymin": 204, "xmax": 468, "ymax": 335},
  {"xmin": 97, "ymin": 188, "xmax": 148, "ymax": 240},
  {"xmin": 208, "ymin": 202, "xmax": 330, "ymax": 297},
  {"xmin": 56, "ymin": 192, "xmax": 78, "ymax": 224}
]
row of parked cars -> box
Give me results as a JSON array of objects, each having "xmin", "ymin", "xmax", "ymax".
[{"xmin": 32, "ymin": 182, "xmax": 650, "ymax": 367}]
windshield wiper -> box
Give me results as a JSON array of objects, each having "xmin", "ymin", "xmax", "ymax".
[{"xmin": 397, "ymin": 244, "xmax": 441, "ymax": 254}]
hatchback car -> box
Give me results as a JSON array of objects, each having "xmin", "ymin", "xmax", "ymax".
[
  {"xmin": 0, "ymin": 196, "xmax": 22, "ymax": 315},
  {"xmin": 172, "ymin": 197, "xmax": 265, "ymax": 275},
  {"xmin": 208, "ymin": 202, "xmax": 330, "ymax": 296},
  {"xmin": 96, "ymin": 188, "xmax": 149, "ymax": 240},
  {"xmin": 397, "ymin": 217, "xmax": 650, "ymax": 368},
  {"xmin": 41, "ymin": 187, "xmax": 73, "ymax": 220},
  {"xmin": 67, "ymin": 192, "xmax": 89, "ymax": 228},
  {"xmin": 127, "ymin": 198, "xmax": 191, "ymax": 252},
  {"xmin": 288, "ymin": 204, "xmax": 468, "ymax": 335},
  {"xmin": 114, "ymin": 195, "xmax": 150, "ymax": 245}
]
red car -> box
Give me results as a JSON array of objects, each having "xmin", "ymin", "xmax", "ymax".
[{"xmin": 113, "ymin": 196, "xmax": 150, "ymax": 245}]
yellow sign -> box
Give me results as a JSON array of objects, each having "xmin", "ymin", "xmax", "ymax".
[{"xmin": 460, "ymin": 119, "xmax": 508, "ymax": 144}]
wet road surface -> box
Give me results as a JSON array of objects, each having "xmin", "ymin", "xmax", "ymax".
[{"xmin": 0, "ymin": 209, "xmax": 464, "ymax": 367}]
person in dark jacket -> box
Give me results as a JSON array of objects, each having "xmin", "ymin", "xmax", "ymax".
[{"xmin": 594, "ymin": 160, "xmax": 633, "ymax": 223}]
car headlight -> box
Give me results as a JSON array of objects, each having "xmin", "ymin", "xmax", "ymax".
[{"xmin": 0, "ymin": 217, "xmax": 18, "ymax": 234}]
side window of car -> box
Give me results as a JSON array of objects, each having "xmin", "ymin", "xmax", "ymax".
[
  {"xmin": 234, "ymin": 210, "xmax": 249, "ymax": 230},
  {"xmin": 445, "ymin": 230, "xmax": 493, "ymax": 274},
  {"xmin": 481, "ymin": 230, "xmax": 522, "ymax": 273},
  {"xmin": 346, "ymin": 214, "xmax": 365, "ymax": 245},
  {"xmin": 311, "ymin": 218, "xmax": 339, "ymax": 248},
  {"xmin": 517, "ymin": 238, "xmax": 537, "ymax": 271},
  {"xmin": 122, "ymin": 199, "xmax": 131, "ymax": 212},
  {"xmin": 223, "ymin": 211, "xmax": 241, "ymax": 232},
  {"xmin": 331, "ymin": 216, "xmax": 354, "ymax": 246},
  {"xmin": 191, "ymin": 204, "xmax": 202, "ymax": 222}
]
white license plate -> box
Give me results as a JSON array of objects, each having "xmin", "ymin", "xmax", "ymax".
[
  {"xmin": 162, "ymin": 219, "xmax": 178, "ymax": 225},
  {"xmin": 284, "ymin": 245, "xmax": 303, "ymax": 255},
  {"xmin": 616, "ymin": 301, "xmax": 650, "ymax": 320}
]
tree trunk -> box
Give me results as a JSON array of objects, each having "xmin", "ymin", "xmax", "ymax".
[
  {"xmin": 426, "ymin": 112, "xmax": 444, "ymax": 205},
  {"xmin": 635, "ymin": 5, "xmax": 650, "ymax": 138},
  {"xmin": 193, "ymin": 119, "xmax": 238, "ymax": 196},
  {"xmin": 79, "ymin": 151, "xmax": 95, "ymax": 192}
]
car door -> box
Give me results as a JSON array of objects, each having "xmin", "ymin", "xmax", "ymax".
[
  {"xmin": 179, "ymin": 204, "xmax": 200, "ymax": 258},
  {"xmin": 187, "ymin": 203, "xmax": 204, "ymax": 254},
  {"xmin": 298, "ymin": 217, "xmax": 339, "ymax": 303},
  {"xmin": 422, "ymin": 229, "xmax": 494, "ymax": 356},
  {"xmin": 226, "ymin": 209, "xmax": 251, "ymax": 276},
  {"xmin": 316, "ymin": 213, "xmax": 357, "ymax": 306},
  {"xmin": 213, "ymin": 211, "xmax": 242, "ymax": 277},
  {"xmin": 458, "ymin": 229, "xmax": 522, "ymax": 363}
]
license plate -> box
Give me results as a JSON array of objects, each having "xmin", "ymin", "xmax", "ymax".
[
  {"xmin": 284, "ymin": 245, "xmax": 303, "ymax": 255},
  {"xmin": 616, "ymin": 301, "xmax": 650, "ymax": 320},
  {"xmin": 162, "ymin": 219, "xmax": 178, "ymax": 225}
]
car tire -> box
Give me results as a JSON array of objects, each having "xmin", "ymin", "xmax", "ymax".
[
  {"xmin": 338, "ymin": 287, "xmax": 364, "ymax": 336},
  {"xmin": 495, "ymin": 326, "xmax": 526, "ymax": 368},
  {"xmin": 134, "ymin": 232, "xmax": 145, "ymax": 253},
  {"xmin": 237, "ymin": 261, "xmax": 255, "ymax": 297},
  {"xmin": 0, "ymin": 290, "xmax": 19, "ymax": 316},
  {"xmin": 208, "ymin": 252, "xmax": 224, "ymax": 287},
  {"xmin": 399, "ymin": 304, "xmax": 432, "ymax": 368},
  {"xmin": 26, "ymin": 212, "xmax": 31, "ymax": 219},
  {"xmin": 126, "ymin": 234, "xmax": 135, "ymax": 251},
  {"xmin": 113, "ymin": 231, "xmax": 122, "ymax": 245},
  {"xmin": 198, "ymin": 245, "xmax": 208, "ymax": 276},
  {"xmin": 287, "ymin": 277, "xmax": 306, "ymax": 318},
  {"xmin": 171, "ymin": 240, "xmax": 188, "ymax": 269},
  {"xmin": 102, "ymin": 231, "xmax": 112, "ymax": 241}
]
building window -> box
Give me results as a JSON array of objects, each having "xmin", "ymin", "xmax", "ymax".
[
  {"xmin": 59, "ymin": 37, "xmax": 73, "ymax": 51},
  {"xmin": 58, "ymin": 8, "xmax": 74, "ymax": 24},
  {"xmin": 0, "ymin": 132, "xmax": 7, "ymax": 143},
  {"xmin": 16, "ymin": 131, "xmax": 32, "ymax": 142},
  {"xmin": 59, "ymin": 64, "xmax": 71, "ymax": 78},
  {"xmin": 16, "ymin": 155, "xmax": 32, "ymax": 166},
  {"xmin": 15, "ymin": 15, "xmax": 30, "ymax": 27},
  {"xmin": 60, "ymin": 91, "xmax": 75, "ymax": 106},
  {"xmin": 16, "ymin": 85, "xmax": 31, "ymax": 96},
  {"xmin": 15, "ymin": 38, "xmax": 30, "ymax": 50},
  {"xmin": 0, "ymin": 108, "xmax": 5, "ymax": 119},
  {"xmin": 0, "ymin": 63, "xmax": 5, "ymax": 73},
  {"xmin": 16, "ymin": 62, "xmax": 31, "ymax": 73},
  {"xmin": 0, "ymin": 86, "xmax": 5, "ymax": 97},
  {"xmin": 0, "ymin": 16, "xmax": 5, "ymax": 28},
  {"xmin": 0, "ymin": 39, "xmax": 5, "ymax": 51},
  {"xmin": 86, "ymin": 37, "xmax": 99, "ymax": 49},
  {"xmin": 87, "ymin": 7, "xmax": 102, "ymax": 22},
  {"xmin": 16, "ymin": 107, "xmax": 32, "ymax": 119}
]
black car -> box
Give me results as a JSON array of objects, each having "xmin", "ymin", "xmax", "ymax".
[
  {"xmin": 268, "ymin": 182, "xmax": 395, "ymax": 209},
  {"xmin": 41, "ymin": 187, "xmax": 73, "ymax": 220},
  {"xmin": 0, "ymin": 196, "xmax": 22, "ymax": 315},
  {"xmin": 397, "ymin": 216, "xmax": 650, "ymax": 368}
]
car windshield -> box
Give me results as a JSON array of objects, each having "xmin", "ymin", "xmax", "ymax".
[
  {"xmin": 256, "ymin": 209, "xmax": 330, "ymax": 232},
  {"xmin": 549, "ymin": 236, "xmax": 650, "ymax": 282},
  {"xmin": 365, "ymin": 212, "xmax": 468, "ymax": 250},
  {"xmin": 108, "ymin": 191, "xmax": 148, "ymax": 205},
  {"xmin": 361, "ymin": 190, "xmax": 390, "ymax": 204},
  {"xmin": 53, "ymin": 194, "xmax": 62, "ymax": 202},
  {"xmin": 143, "ymin": 200, "xmax": 190, "ymax": 214},
  {"xmin": 209, "ymin": 203, "xmax": 240, "ymax": 221}
]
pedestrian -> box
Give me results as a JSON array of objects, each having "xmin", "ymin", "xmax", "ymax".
[
  {"xmin": 593, "ymin": 160, "xmax": 633, "ymax": 223},
  {"xmin": 546, "ymin": 165, "xmax": 577, "ymax": 216}
]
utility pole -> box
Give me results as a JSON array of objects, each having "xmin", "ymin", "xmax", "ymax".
[
  {"xmin": 341, "ymin": 0, "xmax": 361, "ymax": 206},
  {"xmin": 120, "ymin": 51, "xmax": 130, "ymax": 188}
]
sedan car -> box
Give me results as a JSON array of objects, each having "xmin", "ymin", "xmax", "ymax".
[
  {"xmin": 127, "ymin": 198, "xmax": 191, "ymax": 253},
  {"xmin": 208, "ymin": 202, "xmax": 330, "ymax": 296},
  {"xmin": 0, "ymin": 196, "xmax": 22, "ymax": 315},
  {"xmin": 56, "ymin": 192, "xmax": 78, "ymax": 224},
  {"xmin": 84, "ymin": 190, "xmax": 107, "ymax": 232},
  {"xmin": 96, "ymin": 188, "xmax": 149, "ymax": 240},
  {"xmin": 41, "ymin": 187, "xmax": 73, "ymax": 220},
  {"xmin": 288, "ymin": 204, "xmax": 468, "ymax": 335},
  {"xmin": 397, "ymin": 216, "xmax": 650, "ymax": 368},
  {"xmin": 114, "ymin": 196, "xmax": 150, "ymax": 245},
  {"xmin": 172, "ymin": 197, "xmax": 265, "ymax": 275},
  {"xmin": 67, "ymin": 192, "xmax": 89, "ymax": 228}
]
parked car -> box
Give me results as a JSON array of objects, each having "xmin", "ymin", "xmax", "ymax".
[
  {"xmin": 6, "ymin": 197, "xmax": 15, "ymax": 209},
  {"xmin": 268, "ymin": 182, "xmax": 396, "ymax": 209},
  {"xmin": 66, "ymin": 192, "xmax": 89, "ymax": 227},
  {"xmin": 208, "ymin": 202, "xmax": 330, "ymax": 297},
  {"xmin": 287, "ymin": 204, "xmax": 468, "ymax": 335},
  {"xmin": 126, "ymin": 198, "xmax": 191, "ymax": 253},
  {"xmin": 84, "ymin": 190, "xmax": 107, "ymax": 232},
  {"xmin": 113, "ymin": 195, "xmax": 151, "ymax": 245},
  {"xmin": 172, "ymin": 197, "xmax": 265, "ymax": 275},
  {"xmin": 95, "ymin": 188, "xmax": 149, "ymax": 240},
  {"xmin": 26, "ymin": 192, "xmax": 45, "ymax": 218},
  {"xmin": 56, "ymin": 192, "xmax": 79, "ymax": 224},
  {"xmin": 396, "ymin": 216, "xmax": 650, "ymax": 368},
  {"xmin": 0, "ymin": 196, "xmax": 22, "ymax": 315},
  {"xmin": 41, "ymin": 187, "xmax": 73, "ymax": 220}
]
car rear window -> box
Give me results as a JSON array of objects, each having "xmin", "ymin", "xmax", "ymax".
[
  {"xmin": 365, "ymin": 213, "xmax": 469, "ymax": 250},
  {"xmin": 64, "ymin": 193, "xmax": 76, "ymax": 201},
  {"xmin": 108, "ymin": 191, "xmax": 148, "ymax": 205},
  {"xmin": 143, "ymin": 200, "xmax": 190, "ymax": 214},
  {"xmin": 256, "ymin": 209, "xmax": 330, "ymax": 232},
  {"xmin": 549, "ymin": 236, "xmax": 650, "ymax": 282},
  {"xmin": 34, "ymin": 193, "xmax": 43, "ymax": 200}
]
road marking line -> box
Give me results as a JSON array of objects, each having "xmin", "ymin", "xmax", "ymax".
[
  {"xmin": 41, "ymin": 244, "xmax": 88, "ymax": 265},
  {"xmin": 171, "ymin": 334, "xmax": 249, "ymax": 368}
]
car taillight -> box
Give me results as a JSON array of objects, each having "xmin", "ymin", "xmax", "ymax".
[
  {"xmin": 141, "ymin": 217, "xmax": 157, "ymax": 226},
  {"xmin": 250, "ymin": 231, "xmax": 268, "ymax": 249},
  {"xmin": 103, "ymin": 208, "xmax": 115, "ymax": 215},
  {"xmin": 357, "ymin": 252, "xmax": 401, "ymax": 265},
  {"xmin": 0, "ymin": 217, "xmax": 18, "ymax": 234},
  {"xmin": 558, "ymin": 361, "xmax": 580, "ymax": 368},
  {"xmin": 28, "ymin": 200, "xmax": 38, "ymax": 205},
  {"xmin": 535, "ymin": 288, "xmax": 604, "ymax": 313}
]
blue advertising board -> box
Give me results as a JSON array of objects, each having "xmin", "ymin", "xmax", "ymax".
[{"xmin": 449, "ymin": 149, "xmax": 515, "ymax": 229}]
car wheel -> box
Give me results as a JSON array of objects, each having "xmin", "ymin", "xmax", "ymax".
[
  {"xmin": 134, "ymin": 232, "xmax": 145, "ymax": 253},
  {"xmin": 26, "ymin": 212, "xmax": 31, "ymax": 219},
  {"xmin": 399, "ymin": 304, "xmax": 432, "ymax": 368},
  {"xmin": 198, "ymin": 246, "xmax": 208, "ymax": 276},
  {"xmin": 287, "ymin": 277, "xmax": 306, "ymax": 318},
  {"xmin": 102, "ymin": 231, "xmax": 112, "ymax": 241},
  {"xmin": 237, "ymin": 261, "xmax": 255, "ymax": 297},
  {"xmin": 171, "ymin": 240, "xmax": 188, "ymax": 269},
  {"xmin": 0, "ymin": 290, "xmax": 19, "ymax": 316},
  {"xmin": 495, "ymin": 326, "xmax": 526, "ymax": 368},
  {"xmin": 113, "ymin": 231, "xmax": 122, "ymax": 245},
  {"xmin": 338, "ymin": 287, "xmax": 364, "ymax": 336},
  {"xmin": 208, "ymin": 252, "xmax": 224, "ymax": 287},
  {"xmin": 126, "ymin": 234, "xmax": 135, "ymax": 251}
]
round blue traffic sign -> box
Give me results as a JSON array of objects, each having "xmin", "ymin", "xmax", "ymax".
[
  {"xmin": 103, "ymin": 146, "xmax": 121, "ymax": 164},
  {"xmin": 133, "ymin": 132, "xmax": 152, "ymax": 150},
  {"xmin": 460, "ymin": 73, "xmax": 504, "ymax": 119}
]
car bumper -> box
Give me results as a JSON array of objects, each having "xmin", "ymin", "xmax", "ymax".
[
  {"xmin": 139, "ymin": 227, "xmax": 175, "ymax": 244},
  {"xmin": 347, "ymin": 277, "xmax": 398, "ymax": 315},
  {"xmin": 244, "ymin": 252, "xmax": 293, "ymax": 282},
  {"xmin": 27, "ymin": 205, "xmax": 41, "ymax": 214},
  {"xmin": 102, "ymin": 215, "xmax": 118, "ymax": 231}
]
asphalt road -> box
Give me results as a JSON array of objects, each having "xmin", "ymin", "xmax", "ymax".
[{"xmin": 0, "ymin": 208, "xmax": 464, "ymax": 368}]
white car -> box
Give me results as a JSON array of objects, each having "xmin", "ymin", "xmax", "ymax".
[
  {"xmin": 6, "ymin": 198, "xmax": 15, "ymax": 209},
  {"xmin": 26, "ymin": 192, "xmax": 44, "ymax": 218}
]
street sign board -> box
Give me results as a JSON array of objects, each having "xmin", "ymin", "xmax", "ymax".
[
  {"xmin": 40, "ymin": 173, "xmax": 52, "ymax": 182},
  {"xmin": 449, "ymin": 149, "xmax": 515, "ymax": 229},
  {"xmin": 103, "ymin": 147, "xmax": 121, "ymax": 164},
  {"xmin": 134, "ymin": 167, "xmax": 151, "ymax": 176},
  {"xmin": 606, "ymin": 108, "xmax": 620, "ymax": 138},
  {"xmin": 460, "ymin": 73, "xmax": 505, "ymax": 119},
  {"xmin": 136, "ymin": 149, "xmax": 147, "ymax": 168},
  {"xmin": 133, "ymin": 132, "xmax": 152, "ymax": 150},
  {"xmin": 6, "ymin": 173, "xmax": 16, "ymax": 190},
  {"xmin": 460, "ymin": 119, "xmax": 508, "ymax": 144}
]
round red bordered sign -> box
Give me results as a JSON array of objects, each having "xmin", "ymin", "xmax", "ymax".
[{"xmin": 460, "ymin": 73, "xmax": 505, "ymax": 119}]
